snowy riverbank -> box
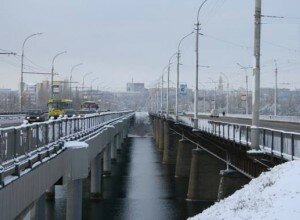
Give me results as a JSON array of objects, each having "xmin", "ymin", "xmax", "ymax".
[{"xmin": 189, "ymin": 160, "xmax": 300, "ymax": 220}]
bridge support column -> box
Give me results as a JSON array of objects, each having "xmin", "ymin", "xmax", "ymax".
[
  {"xmin": 187, "ymin": 149, "xmax": 226, "ymax": 201},
  {"xmin": 217, "ymin": 169, "xmax": 250, "ymax": 201},
  {"xmin": 156, "ymin": 118, "xmax": 160, "ymax": 147},
  {"xmin": 31, "ymin": 193, "xmax": 46, "ymax": 220},
  {"xmin": 103, "ymin": 143, "xmax": 112, "ymax": 176},
  {"xmin": 152, "ymin": 118, "xmax": 157, "ymax": 140},
  {"xmin": 116, "ymin": 133, "xmax": 122, "ymax": 153},
  {"xmin": 90, "ymin": 154, "xmax": 102, "ymax": 199},
  {"xmin": 45, "ymin": 185, "xmax": 55, "ymax": 199},
  {"xmin": 175, "ymin": 139, "xmax": 194, "ymax": 178},
  {"xmin": 111, "ymin": 137, "xmax": 117, "ymax": 163},
  {"xmin": 158, "ymin": 119, "xmax": 164, "ymax": 152},
  {"xmin": 66, "ymin": 179, "xmax": 83, "ymax": 220},
  {"xmin": 163, "ymin": 123, "xmax": 180, "ymax": 164}
]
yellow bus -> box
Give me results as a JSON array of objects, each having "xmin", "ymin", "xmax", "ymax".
[{"xmin": 48, "ymin": 99, "xmax": 73, "ymax": 118}]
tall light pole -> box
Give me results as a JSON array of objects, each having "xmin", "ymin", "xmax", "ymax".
[
  {"xmin": 209, "ymin": 78, "xmax": 217, "ymax": 110},
  {"xmin": 194, "ymin": 0, "xmax": 209, "ymax": 129},
  {"xmin": 90, "ymin": 77, "xmax": 99, "ymax": 100},
  {"xmin": 51, "ymin": 51, "xmax": 67, "ymax": 98},
  {"xmin": 251, "ymin": 0, "xmax": 262, "ymax": 150},
  {"xmin": 237, "ymin": 63, "xmax": 251, "ymax": 115},
  {"xmin": 20, "ymin": 32, "xmax": 42, "ymax": 111},
  {"xmin": 161, "ymin": 64, "xmax": 169, "ymax": 114},
  {"xmin": 166, "ymin": 53, "xmax": 177, "ymax": 118},
  {"xmin": 69, "ymin": 63, "xmax": 83, "ymax": 99},
  {"xmin": 220, "ymin": 72, "xmax": 229, "ymax": 114},
  {"xmin": 82, "ymin": 72, "xmax": 93, "ymax": 91},
  {"xmin": 176, "ymin": 31, "xmax": 194, "ymax": 122},
  {"xmin": 274, "ymin": 59, "xmax": 278, "ymax": 116}
]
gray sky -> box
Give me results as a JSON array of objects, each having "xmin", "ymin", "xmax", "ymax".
[{"xmin": 0, "ymin": 0, "xmax": 299, "ymax": 91}]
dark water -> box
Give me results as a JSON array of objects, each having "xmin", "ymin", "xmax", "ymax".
[{"xmin": 46, "ymin": 127, "xmax": 211, "ymax": 219}]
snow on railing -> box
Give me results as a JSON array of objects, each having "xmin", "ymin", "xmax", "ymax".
[
  {"xmin": 174, "ymin": 115, "xmax": 300, "ymax": 161},
  {"xmin": 0, "ymin": 111, "xmax": 133, "ymax": 166}
]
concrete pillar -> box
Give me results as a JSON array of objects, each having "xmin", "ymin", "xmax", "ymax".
[
  {"xmin": 45, "ymin": 185, "xmax": 55, "ymax": 199},
  {"xmin": 217, "ymin": 169, "xmax": 250, "ymax": 201},
  {"xmin": 103, "ymin": 143, "xmax": 112, "ymax": 176},
  {"xmin": 158, "ymin": 119, "xmax": 164, "ymax": 152},
  {"xmin": 187, "ymin": 149, "xmax": 226, "ymax": 201},
  {"xmin": 111, "ymin": 137, "xmax": 117, "ymax": 163},
  {"xmin": 116, "ymin": 133, "xmax": 122, "ymax": 153},
  {"xmin": 175, "ymin": 139, "xmax": 194, "ymax": 178},
  {"xmin": 152, "ymin": 118, "xmax": 157, "ymax": 140},
  {"xmin": 163, "ymin": 123, "xmax": 180, "ymax": 164},
  {"xmin": 155, "ymin": 118, "xmax": 161, "ymax": 147},
  {"xmin": 66, "ymin": 179, "xmax": 83, "ymax": 220},
  {"xmin": 30, "ymin": 194, "xmax": 45, "ymax": 220},
  {"xmin": 90, "ymin": 154, "xmax": 102, "ymax": 199}
]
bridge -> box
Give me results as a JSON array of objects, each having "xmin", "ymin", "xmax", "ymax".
[
  {"xmin": 150, "ymin": 113, "xmax": 299, "ymax": 201},
  {"xmin": 0, "ymin": 111, "xmax": 134, "ymax": 220}
]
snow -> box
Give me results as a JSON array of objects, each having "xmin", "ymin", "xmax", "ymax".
[
  {"xmin": 189, "ymin": 160, "xmax": 300, "ymax": 220},
  {"xmin": 65, "ymin": 141, "xmax": 88, "ymax": 149}
]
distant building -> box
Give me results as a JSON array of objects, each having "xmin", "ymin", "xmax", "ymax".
[{"xmin": 126, "ymin": 83, "xmax": 145, "ymax": 93}]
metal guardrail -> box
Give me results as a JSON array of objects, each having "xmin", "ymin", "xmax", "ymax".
[
  {"xmin": 160, "ymin": 114, "xmax": 300, "ymax": 161},
  {"xmin": 0, "ymin": 111, "xmax": 132, "ymax": 185}
]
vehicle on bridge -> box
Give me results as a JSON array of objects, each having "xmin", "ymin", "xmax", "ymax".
[
  {"xmin": 25, "ymin": 109, "xmax": 48, "ymax": 123},
  {"xmin": 78, "ymin": 101, "xmax": 99, "ymax": 115},
  {"xmin": 210, "ymin": 109, "xmax": 219, "ymax": 118},
  {"xmin": 48, "ymin": 99, "xmax": 74, "ymax": 118}
]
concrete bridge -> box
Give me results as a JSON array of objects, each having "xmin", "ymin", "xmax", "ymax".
[
  {"xmin": 150, "ymin": 113, "xmax": 300, "ymax": 202},
  {"xmin": 0, "ymin": 111, "xmax": 134, "ymax": 220}
]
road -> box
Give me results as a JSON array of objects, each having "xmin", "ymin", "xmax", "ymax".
[{"xmin": 191, "ymin": 114, "xmax": 300, "ymax": 133}]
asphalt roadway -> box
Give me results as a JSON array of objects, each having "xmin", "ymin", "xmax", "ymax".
[{"xmin": 190, "ymin": 114, "xmax": 300, "ymax": 133}]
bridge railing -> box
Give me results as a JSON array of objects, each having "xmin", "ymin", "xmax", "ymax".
[
  {"xmin": 0, "ymin": 111, "xmax": 133, "ymax": 167},
  {"xmin": 166, "ymin": 114, "xmax": 300, "ymax": 161}
]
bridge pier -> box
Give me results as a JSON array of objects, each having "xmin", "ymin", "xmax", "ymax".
[
  {"xmin": 31, "ymin": 193, "xmax": 46, "ymax": 220},
  {"xmin": 111, "ymin": 136, "xmax": 117, "ymax": 163},
  {"xmin": 158, "ymin": 119, "xmax": 164, "ymax": 152},
  {"xmin": 217, "ymin": 169, "xmax": 250, "ymax": 201},
  {"xmin": 103, "ymin": 143, "xmax": 112, "ymax": 176},
  {"xmin": 45, "ymin": 185, "xmax": 55, "ymax": 199},
  {"xmin": 175, "ymin": 139, "xmax": 194, "ymax": 178},
  {"xmin": 66, "ymin": 179, "xmax": 83, "ymax": 220},
  {"xmin": 187, "ymin": 148, "xmax": 226, "ymax": 201},
  {"xmin": 90, "ymin": 153, "xmax": 102, "ymax": 199},
  {"xmin": 116, "ymin": 133, "xmax": 122, "ymax": 153},
  {"xmin": 155, "ymin": 118, "xmax": 160, "ymax": 146},
  {"xmin": 163, "ymin": 122, "xmax": 180, "ymax": 164}
]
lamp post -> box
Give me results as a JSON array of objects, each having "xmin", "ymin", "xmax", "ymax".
[
  {"xmin": 176, "ymin": 31, "xmax": 194, "ymax": 122},
  {"xmin": 82, "ymin": 72, "xmax": 93, "ymax": 91},
  {"xmin": 274, "ymin": 59, "xmax": 278, "ymax": 116},
  {"xmin": 220, "ymin": 72, "xmax": 229, "ymax": 114},
  {"xmin": 237, "ymin": 63, "xmax": 251, "ymax": 115},
  {"xmin": 199, "ymin": 82, "xmax": 206, "ymax": 113},
  {"xmin": 166, "ymin": 53, "xmax": 177, "ymax": 118},
  {"xmin": 209, "ymin": 78, "xmax": 217, "ymax": 110},
  {"xmin": 69, "ymin": 63, "xmax": 83, "ymax": 99},
  {"xmin": 51, "ymin": 51, "xmax": 67, "ymax": 98},
  {"xmin": 90, "ymin": 78, "xmax": 99, "ymax": 100},
  {"xmin": 194, "ymin": 0, "xmax": 209, "ymax": 129},
  {"xmin": 20, "ymin": 32, "xmax": 42, "ymax": 111},
  {"xmin": 161, "ymin": 64, "xmax": 169, "ymax": 114}
]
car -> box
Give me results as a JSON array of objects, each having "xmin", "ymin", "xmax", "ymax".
[
  {"xmin": 210, "ymin": 109, "xmax": 219, "ymax": 118},
  {"xmin": 25, "ymin": 109, "xmax": 48, "ymax": 123}
]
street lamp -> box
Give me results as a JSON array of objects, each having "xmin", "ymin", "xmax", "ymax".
[
  {"xmin": 208, "ymin": 77, "xmax": 217, "ymax": 110},
  {"xmin": 82, "ymin": 72, "xmax": 93, "ymax": 91},
  {"xmin": 51, "ymin": 51, "xmax": 67, "ymax": 98},
  {"xmin": 90, "ymin": 77, "xmax": 99, "ymax": 100},
  {"xmin": 199, "ymin": 82, "xmax": 206, "ymax": 113},
  {"xmin": 20, "ymin": 32, "xmax": 43, "ymax": 111},
  {"xmin": 274, "ymin": 60, "xmax": 278, "ymax": 116},
  {"xmin": 176, "ymin": 31, "xmax": 194, "ymax": 122},
  {"xmin": 220, "ymin": 72, "xmax": 229, "ymax": 114},
  {"xmin": 69, "ymin": 63, "xmax": 83, "ymax": 98},
  {"xmin": 166, "ymin": 53, "xmax": 177, "ymax": 118},
  {"xmin": 237, "ymin": 63, "xmax": 251, "ymax": 115},
  {"xmin": 194, "ymin": 0, "xmax": 209, "ymax": 129},
  {"xmin": 161, "ymin": 64, "xmax": 169, "ymax": 114}
]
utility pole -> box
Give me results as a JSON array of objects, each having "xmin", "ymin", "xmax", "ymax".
[
  {"xmin": 194, "ymin": 0, "xmax": 209, "ymax": 130},
  {"xmin": 166, "ymin": 53, "xmax": 177, "ymax": 118},
  {"xmin": 237, "ymin": 63, "xmax": 251, "ymax": 115},
  {"xmin": 161, "ymin": 75, "xmax": 163, "ymax": 114},
  {"xmin": 220, "ymin": 72, "xmax": 229, "ymax": 114},
  {"xmin": 274, "ymin": 59, "xmax": 278, "ymax": 116},
  {"xmin": 51, "ymin": 51, "xmax": 67, "ymax": 98},
  {"xmin": 251, "ymin": 0, "xmax": 262, "ymax": 150}
]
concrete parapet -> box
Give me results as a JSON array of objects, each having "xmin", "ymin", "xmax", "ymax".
[
  {"xmin": 217, "ymin": 169, "xmax": 250, "ymax": 201},
  {"xmin": 187, "ymin": 148, "xmax": 226, "ymax": 201},
  {"xmin": 175, "ymin": 139, "xmax": 195, "ymax": 178}
]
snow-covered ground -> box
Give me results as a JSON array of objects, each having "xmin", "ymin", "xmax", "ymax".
[{"xmin": 189, "ymin": 160, "xmax": 300, "ymax": 220}]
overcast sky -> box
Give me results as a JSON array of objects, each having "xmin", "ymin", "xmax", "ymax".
[{"xmin": 0, "ymin": 0, "xmax": 299, "ymax": 91}]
